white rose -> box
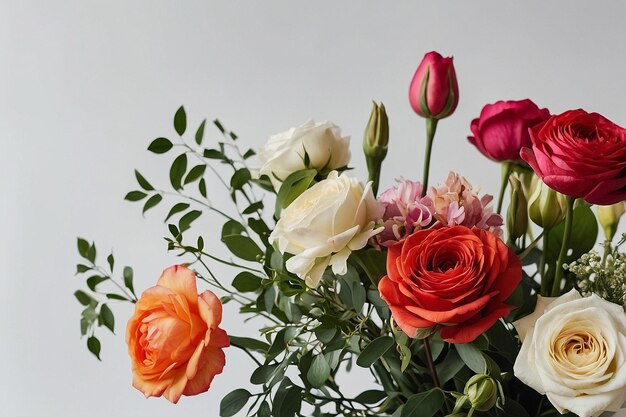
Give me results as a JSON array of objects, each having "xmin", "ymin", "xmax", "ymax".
[
  {"xmin": 514, "ymin": 290, "xmax": 626, "ymax": 417},
  {"xmin": 257, "ymin": 120, "xmax": 351, "ymax": 190},
  {"xmin": 269, "ymin": 171, "xmax": 383, "ymax": 287}
]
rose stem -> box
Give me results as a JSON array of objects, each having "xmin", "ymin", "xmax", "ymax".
[
  {"xmin": 551, "ymin": 196, "xmax": 575, "ymax": 296},
  {"xmin": 423, "ymin": 336, "xmax": 441, "ymax": 388},
  {"xmin": 421, "ymin": 118, "xmax": 438, "ymax": 197},
  {"xmin": 496, "ymin": 162, "xmax": 513, "ymax": 214},
  {"xmin": 539, "ymin": 232, "xmax": 550, "ymax": 296}
]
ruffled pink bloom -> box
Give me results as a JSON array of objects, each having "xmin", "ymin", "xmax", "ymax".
[
  {"xmin": 376, "ymin": 178, "xmax": 434, "ymax": 247},
  {"xmin": 428, "ymin": 172, "xmax": 503, "ymax": 235}
]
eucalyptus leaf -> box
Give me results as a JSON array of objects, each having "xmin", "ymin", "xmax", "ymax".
[
  {"xmin": 219, "ymin": 388, "xmax": 251, "ymax": 417},
  {"xmin": 99, "ymin": 304, "xmax": 115, "ymax": 333},
  {"xmin": 356, "ymin": 336, "xmax": 394, "ymax": 368},
  {"xmin": 307, "ymin": 355, "xmax": 330, "ymax": 388},
  {"xmin": 401, "ymin": 389, "xmax": 444, "ymax": 417}
]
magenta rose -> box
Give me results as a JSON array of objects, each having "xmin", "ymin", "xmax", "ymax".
[
  {"xmin": 408, "ymin": 51, "xmax": 459, "ymax": 120},
  {"xmin": 521, "ymin": 109, "xmax": 626, "ymax": 205},
  {"xmin": 468, "ymin": 99, "xmax": 550, "ymax": 162}
]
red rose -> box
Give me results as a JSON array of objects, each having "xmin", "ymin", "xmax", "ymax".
[
  {"xmin": 468, "ymin": 99, "xmax": 550, "ymax": 162},
  {"xmin": 378, "ymin": 225, "xmax": 521, "ymax": 344},
  {"xmin": 521, "ymin": 109, "xmax": 626, "ymax": 205}
]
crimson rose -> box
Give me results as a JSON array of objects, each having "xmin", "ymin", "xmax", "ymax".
[
  {"xmin": 378, "ymin": 225, "xmax": 521, "ymax": 344},
  {"xmin": 468, "ymin": 99, "xmax": 550, "ymax": 162},
  {"xmin": 521, "ymin": 109, "xmax": 626, "ymax": 205}
]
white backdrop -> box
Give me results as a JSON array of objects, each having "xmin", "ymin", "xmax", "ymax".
[{"xmin": 2, "ymin": 1, "xmax": 626, "ymax": 416}]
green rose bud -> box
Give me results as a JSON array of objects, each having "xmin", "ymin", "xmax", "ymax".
[
  {"xmin": 464, "ymin": 374, "xmax": 498, "ymax": 412},
  {"xmin": 598, "ymin": 202, "xmax": 626, "ymax": 242},
  {"xmin": 363, "ymin": 101, "xmax": 389, "ymax": 195},
  {"xmin": 507, "ymin": 173, "xmax": 529, "ymax": 240},
  {"xmin": 528, "ymin": 181, "xmax": 568, "ymax": 230}
]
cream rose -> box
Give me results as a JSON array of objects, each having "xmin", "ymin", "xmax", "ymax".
[
  {"xmin": 258, "ymin": 120, "xmax": 351, "ymax": 190},
  {"xmin": 514, "ymin": 290, "xmax": 626, "ymax": 417},
  {"xmin": 269, "ymin": 171, "xmax": 383, "ymax": 287}
]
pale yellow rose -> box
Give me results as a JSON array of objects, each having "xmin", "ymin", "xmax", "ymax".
[
  {"xmin": 514, "ymin": 290, "xmax": 626, "ymax": 417},
  {"xmin": 269, "ymin": 171, "xmax": 383, "ymax": 287}
]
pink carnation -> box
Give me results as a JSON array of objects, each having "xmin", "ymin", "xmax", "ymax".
[
  {"xmin": 375, "ymin": 178, "xmax": 434, "ymax": 247},
  {"xmin": 428, "ymin": 172, "xmax": 503, "ymax": 235}
]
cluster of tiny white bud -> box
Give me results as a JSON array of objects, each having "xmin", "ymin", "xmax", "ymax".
[{"xmin": 567, "ymin": 235, "xmax": 626, "ymax": 306}]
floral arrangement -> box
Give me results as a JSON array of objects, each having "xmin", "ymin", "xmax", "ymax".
[{"xmin": 73, "ymin": 51, "xmax": 626, "ymax": 417}]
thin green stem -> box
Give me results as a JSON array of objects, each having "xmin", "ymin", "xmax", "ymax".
[
  {"xmin": 230, "ymin": 341, "xmax": 262, "ymax": 366},
  {"xmin": 421, "ymin": 118, "xmax": 438, "ymax": 196},
  {"xmin": 539, "ymin": 232, "xmax": 550, "ymax": 296},
  {"xmin": 366, "ymin": 157, "xmax": 382, "ymax": 197},
  {"xmin": 423, "ymin": 336, "xmax": 441, "ymax": 389},
  {"xmin": 551, "ymin": 197, "xmax": 575, "ymax": 296},
  {"xmin": 602, "ymin": 239, "xmax": 612, "ymax": 269},
  {"xmin": 517, "ymin": 230, "xmax": 545, "ymax": 261},
  {"xmin": 497, "ymin": 162, "xmax": 513, "ymax": 215}
]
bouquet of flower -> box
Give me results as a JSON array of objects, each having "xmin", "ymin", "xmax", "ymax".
[{"xmin": 73, "ymin": 51, "xmax": 626, "ymax": 417}]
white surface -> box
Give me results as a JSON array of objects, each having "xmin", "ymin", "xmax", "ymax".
[{"xmin": 2, "ymin": 1, "xmax": 626, "ymax": 416}]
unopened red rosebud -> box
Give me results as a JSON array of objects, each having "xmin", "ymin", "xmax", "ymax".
[{"xmin": 409, "ymin": 51, "xmax": 459, "ymax": 120}]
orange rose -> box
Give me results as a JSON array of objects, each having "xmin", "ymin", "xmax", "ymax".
[{"xmin": 126, "ymin": 265, "xmax": 229, "ymax": 403}]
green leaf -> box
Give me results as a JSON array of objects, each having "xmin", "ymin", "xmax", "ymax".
[
  {"xmin": 436, "ymin": 349, "xmax": 465, "ymax": 385},
  {"xmin": 242, "ymin": 201, "xmax": 264, "ymax": 215},
  {"xmin": 257, "ymin": 401, "xmax": 271, "ymax": 417},
  {"xmin": 107, "ymin": 253, "xmax": 115, "ymax": 271},
  {"xmin": 77, "ymin": 238, "xmax": 89, "ymax": 257},
  {"xmin": 203, "ymin": 148, "xmax": 224, "ymax": 160},
  {"xmin": 197, "ymin": 235, "xmax": 204, "ymax": 251},
  {"xmin": 222, "ymin": 235, "xmax": 263, "ymax": 262},
  {"xmin": 142, "ymin": 194, "xmax": 162, "ymax": 215},
  {"xmin": 134, "ymin": 170, "xmax": 154, "ymax": 191},
  {"xmin": 486, "ymin": 319, "xmax": 518, "ymax": 363},
  {"xmin": 165, "ymin": 203, "xmax": 190, "ymax": 222},
  {"xmin": 179, "ymin": 209, "xmax": 202, "ymax": 232},
  {"xmin": 174, "ymin": 106, "xmax": 186, "ymax": 136},
  {"xmin": 123, "ymin": 266, "xmax": 135, "ymax": 297},
  {"xmin": 401, "ymin": 389, "xmax": 444, "ymax": 417},
  {"xmin": 456, "ymin": 342, "xmax": 487, "ymax": 374},
  {"xmin": 219, "ymin": 388, "xmax": 251, "ymax": 417},
  {"xmin": 307, "ymin": 355, "xmax": 330, "ymax": 388},
  {"xmin": 230, "ymin": 168, "xmax": 251, "ymax": 190},
  {"xmin": 232, "ymin": 271, "xmax": 263, "ymax": 292},
  {"xmin": 214, "ymin": 118, "xmax": 225, "ymax": 134},
  {"xmin": 74, "ymin": 290, "xmax": 92, "ymax": 306},
  {"xmin": 199, "ymin": 178, "xmax": 207, "ymax": 198},
  {"xmin": 356, "ymin": 336, "xmax": 394, "ymax": 368},
  {"xmin": 228, "ymin": 335, "xmax": 270, "ymax": 353},
  {"xmin": 275, "ymin": 169, "xmax": 317, "ymax": 217},
  {"xmin": 99, "ymin": 304, "xmax": 115, "ymax": 333},
  {"xmin": 243, "ymin": 148, "xmax": 256, "ymax": 159},
  {"xmin": 222, "ymin": 219, "xmax": 246, "ymax": 237},
  {"xmin": 147, "ymin": 137, "xmax": 173, "ymax": 154},
  {"xmin": 337, "ymin": 266, "xmax": 366, "ymax": 313},
  {"xmin": 87, "ymin": 336, "xmax": 101, "ymax": 360},
  {"xmin": 125, "ymin": 191, "xmax": 147, "ymax": 201},
  {"xmin": 106, "ymin": 293, "xmax": 129, "ymax": 301},
  {"xmin": 169, "ymin": 153, "xmax": 188, "ymax": 190},
  {"xmin": 548, "ymin": 202, "xmax": 598, "ymax": 263},
  {"xmin": 250, "ymin": 364, "xmax": 277, "ymax": 385},
  {"xmin": 184, "ymin": 164, "xmax": 206, "ymax": 185},
  {"xmin": 86, "ymin": 243, "xmax": 96, "ymax": 263},
  {"xmin": 86, "ymin": 275, "xmax": 108, "ymax": 291},
  {"xmin": 354, "ymin": 390, "xmax": 388, "ymax": 405},
  {"xmin": 195, "ymin": 119, "xmax": 206, "ymax": 145},
  {"xmin": 76, "ymin": 264, "xmax": 91, "ymax": 274},
  {"xmin": 272, "ymin": 382, "xmax": 301, "ymax": 417}
]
